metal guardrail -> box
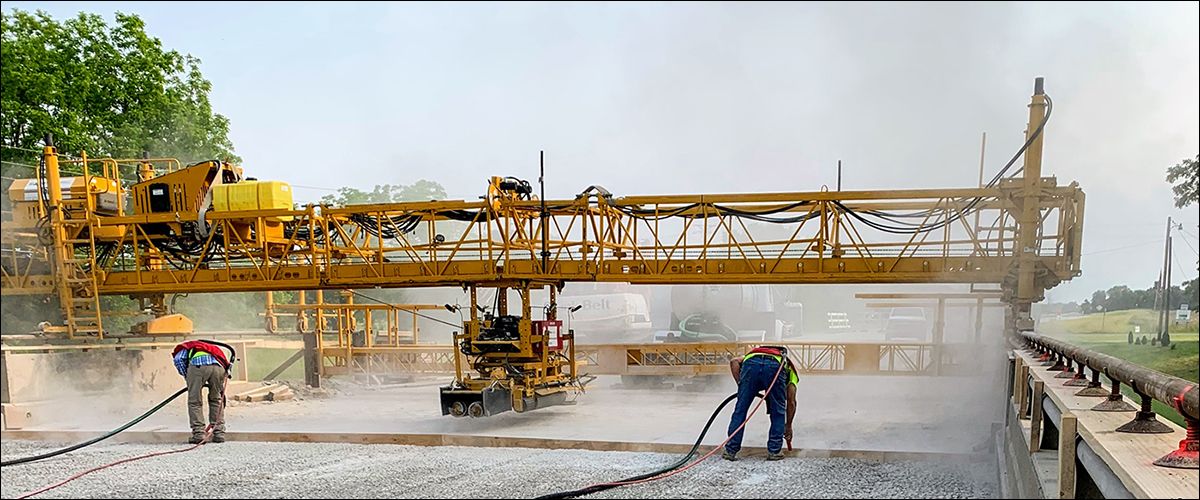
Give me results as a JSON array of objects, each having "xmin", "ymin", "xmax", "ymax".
[{"xmin": 1020, "ymin": 332, "xmax": 1198, "ymax": 469}]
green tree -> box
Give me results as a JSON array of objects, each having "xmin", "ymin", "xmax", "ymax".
[
  {"xmin": 1184, "ymin": 278, "xmax": 1198, "ymax": 311},
  {"xmin": 1, "ymin": 9, "xmax": 239, "ymax": 164},
  {"xmin": 320, "ymin": 180, "xmax": 447, "ymax": 206},
  {"xmin": 1166, "ymin": 155, "xmax": 1198, "ymax": 209},
  {"xmin": 1, "ymin": 9, "xmax": 240, "ymax": 334}
]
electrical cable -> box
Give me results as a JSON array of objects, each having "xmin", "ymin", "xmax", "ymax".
[
  {"xmin": 828, "ymin": 93, "xmax": 1055, "ymax": 235},
  {"xmin": 1175, "ymin": 226, "xmax": 1199, "ymax": 259},
  {"xmin": 1173, "ymin": 250, "xmax": 1195, "ymax": 282},
  {"xmin": 1080, "ymin": 239, "xmax": 1163, "ymax": 256}
]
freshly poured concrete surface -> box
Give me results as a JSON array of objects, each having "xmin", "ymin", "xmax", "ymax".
[
  {"xmin": 0, "ymin": 440, "xmax": 997, "ymax": 499},
  {"xmin": 17, "ymin": 371, "xmax": 1006, "ymax": 454},
  {"xmin": 3, "ymin": 349, "xmax": 1007, "ymax": 498}
]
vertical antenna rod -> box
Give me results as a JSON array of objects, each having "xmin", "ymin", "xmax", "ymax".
[{"xmin": 540, "ymin": 150, "xmax": 549, "ymax": 273}]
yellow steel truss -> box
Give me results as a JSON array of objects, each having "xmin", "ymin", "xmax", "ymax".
[
  {"xmin": 2, "ymin": 183, "xmax": 1084, "ymax": 296},
  {"xmin": 1, "ymin": 79, "xmax": 1083, "ymax": 342}
]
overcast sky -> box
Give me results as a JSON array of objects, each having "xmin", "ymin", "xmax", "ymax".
[{"xmin": 10, "ymin": 1, "xmax": 1200, "ymax": 302}]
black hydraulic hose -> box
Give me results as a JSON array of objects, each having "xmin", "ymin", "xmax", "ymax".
[
  {"xmin": 534, "ymin": 392, "xmax": 745, "ymax": 500},
  {"xmin": 2, "ymin": 341, "xmax": 237, "ymax": 467},
  {"xmin": 195, "ymin": 338, "xmax": 239, "ymax": 370},
  {"xmin": 0, "ymin": 387, "xmax": 188, "ymax": 467}
]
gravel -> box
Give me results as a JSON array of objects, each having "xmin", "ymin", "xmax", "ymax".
[{"xmin": 1, "ymin": 440, "xmax": 996, "ymax": 499}]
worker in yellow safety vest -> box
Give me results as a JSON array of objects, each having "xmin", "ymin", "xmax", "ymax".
[{"xmin": 722, "ymin": 346, "xmax": 798, "ymax": 461}]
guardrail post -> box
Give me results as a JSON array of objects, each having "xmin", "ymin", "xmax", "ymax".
[
  {"xmin": 1154, "ymin": 415, "xmax": 1199, "ymax": 469},
  {"xmin": 1058, "ymin": 412, "xmax": 1078, "ymax": 498},
  {"xmin": 1012, "ymin": 356, "xmax": 1024, "ymax": 403},
  {"xmin": 1016, "ymin": 360, "xmax": 1031, "ymax": 419},
  {"xmin": 1092, "ymin": 377, "xmax": 1135, "ymax": 412},
  {"xmin": 1046, "ymin": 353, "xmax": 1064, "ymax": 370},
  {"xmin": 1115, "ymin": 391, "xmax": 1171, "ymax": 434},
  {"xmin": 1030, "ymin": 380, "xmax": 1045, "ymax": 452},
  {"xmin": 1054, "ymin": 357, "xmax": 1075, "ymax": 378},
  {"xmin": 1074, "ymin": 367, "xmax": 1107, "ymax": 397},
  {"xmin": 1023, "ymin": 332, "xmax": 1198, "ymax": 470},
  {"xmin": 1063, "ymin": 361, "xmax": 1088, "ymax": 387}
]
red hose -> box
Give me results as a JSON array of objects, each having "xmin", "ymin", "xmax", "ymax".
[
  {"xmin": 18, "ymin": 381, "xmax": 229, "ymax": 499},
  {"xmin": 16, "ymin": 425, "xmax": 213, "ymax": 499}
]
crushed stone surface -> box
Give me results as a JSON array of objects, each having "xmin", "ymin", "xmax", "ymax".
[{"xmin": 2, "ymin": 440, "xmax": 996, "ymax": 499}]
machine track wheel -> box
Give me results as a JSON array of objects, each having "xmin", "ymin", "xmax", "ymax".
[{"xmin": 467, "ymin": 401, "xmax": 485, "ymax": 418}]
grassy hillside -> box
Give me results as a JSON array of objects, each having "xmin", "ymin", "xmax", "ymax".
[
  {"xmin": 1042, "ymin": 308, "xmax": 1198, "ymax": 335},
  {"xmin": 1041, "ymin": 309, "xmax": 1198, "ymax": 426}
]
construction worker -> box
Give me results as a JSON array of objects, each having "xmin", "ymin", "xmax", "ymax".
[
  {"xmin": 171, "ymin": 340, "xmax": 232, "ymax": 444},
  {"xmin": 722, "ymin": 345, "xmax": 798, "ymax": 461}
]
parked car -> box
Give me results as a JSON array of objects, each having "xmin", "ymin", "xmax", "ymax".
[{"xmin": 883, "ymin": 307, "xmax": 930, "ymax": 341}]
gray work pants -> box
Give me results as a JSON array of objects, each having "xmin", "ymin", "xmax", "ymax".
[{"xmin": 186, "ymin": 364, "xmax": 227, "ymax": 437}]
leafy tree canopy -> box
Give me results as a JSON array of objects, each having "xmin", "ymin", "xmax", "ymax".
[
  {"xmin": 320, "ymin": 179, "xmax": 447, "ymax": 206},
  {"xmin": 1, "ymin": 9, "xmax": 239, "ymax": 165},
  {"xmin": 1167, "ymin": 155, "xmax": 1198, "ymax": 209}
]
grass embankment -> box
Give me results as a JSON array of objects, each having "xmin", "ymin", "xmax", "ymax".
[{"xmin": 245, "ymin": 347, "xmax": 305, "ymax": 381}]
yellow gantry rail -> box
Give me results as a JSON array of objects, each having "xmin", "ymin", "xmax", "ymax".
[
  {"xmin": 1, "ymin": 182, "xmax": 1085, "ymax": 296},
  {"xmin": 1, "ymin": 79, "xmax": 1083, "ymax": 342}
]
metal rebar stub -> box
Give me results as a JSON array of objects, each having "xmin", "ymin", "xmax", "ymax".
[
  {"xmin": 1115, "ymin": 393, "xmax": 1173, "ymax": 434},
  {"xmin": 1092, "ymin": 379, "xmax": 1136, "ymax": 412},
  {"xmin": 1154, "ymin": 417, "xmax": 1199, "ymax": 469},
  {"xmin": 1074, "ymin": 368, "xmax": 1108, "ymax": 397},
  {"xmin": 1064, "ymin": 363, "xmax": 1089, "ymax": 387}
]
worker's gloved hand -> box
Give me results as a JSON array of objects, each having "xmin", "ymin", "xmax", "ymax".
[{"xmin": 784, "ymin": 426, "xmax": 793, "ymax": 442}]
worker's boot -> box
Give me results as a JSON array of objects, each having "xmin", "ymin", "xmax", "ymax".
[
  {"xmin": 211, "ymin": 434, "xmax": 226, "ymax": 443},
  {"xmin": 721, "ymin": 451, "xmax": 738, "ymax": 461},
  {"xmin": 188, "ymin": 435, "xmax": 204, "ymax": 445},
  {"xmin": 766, "ymin": 452, "xmax": 785, "ymax": 461}
]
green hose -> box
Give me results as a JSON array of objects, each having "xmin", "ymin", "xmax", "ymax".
[{"xmin": 678, "ymin": 313, "xmax": 738, "ymax": 342}]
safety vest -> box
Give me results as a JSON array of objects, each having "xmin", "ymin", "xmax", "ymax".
[{"xmin": 743, "ymin": 347, "xmax": 799, "ymax": 386}]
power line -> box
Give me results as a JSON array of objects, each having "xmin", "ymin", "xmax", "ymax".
[
  {"xmin": 0, "ymin": 144, "xmax": 45, "ymax": 154},
  {"xmin": 1, "ymin": 160, "xmax": 38, "ymax": 170},
  {"xmin": 1173, "ymin": 251, "xmax": 1195, "ymax": 283},
  {"xmin": 1, "ymin": 144, "xmax": 82, "ymax": 159},
  {"xmin": 1179, "ymin": 225, "xmax": 1200, "ymax": 243},
  {"xmin": 1177, "ymin": 229, "xmax": 1199, "ymax": 258},
  {"xmin": 1081, "ymin": 238, "xmax": 1164, "ymax": 256}
]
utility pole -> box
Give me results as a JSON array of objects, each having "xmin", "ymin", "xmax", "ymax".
[{"xmin": 1157, "ymin": 216, "xmax": 1173, "ymax": 344}]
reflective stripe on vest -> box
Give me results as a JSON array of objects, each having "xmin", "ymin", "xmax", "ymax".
[{"xmin": 742, "ymin": 350, "xmax": 799, "ymax": 385}]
